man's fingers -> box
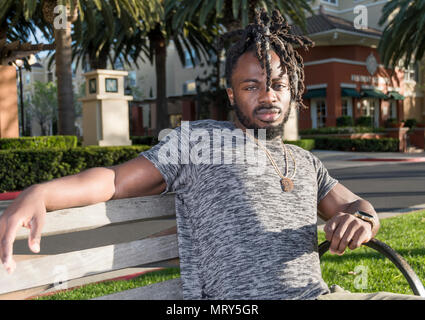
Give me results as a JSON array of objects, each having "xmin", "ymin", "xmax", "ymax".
[
  {"xmin": 1, "ymin": 217, "xmax": 21, "ymax": 274},
  {"xmin": 324, "ymin": 218, "xmax": 339, "ymax": 242},
  {"xmin": 348, "ymin": 227, "xmax": 370, "ymax": 250},
  {"xmin": 329, "ymin": 217, "xmax": 350, "ymax": 255},
  {"xmin": 336, "ymin": 220, "xmax": 358, "ymax": 254},
  {"xmin": 28, "ymin": 215, "xmax": 45, "ymax": 253}
]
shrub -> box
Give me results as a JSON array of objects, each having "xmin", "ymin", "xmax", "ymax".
[
  {"xmin": 336, "ymin": 116, "xmax": 354, "ymax": 127},
  {"xmin": 0, "ymin": 145, "xmax": 151, "ymax": 192},
  {"xmin": 130, "ymin": 136, "xmax": 158, "ymax": 146},
  {"xmin": 355, "ymin": 116, "xmax": 373, "ymax": 127},
  {"xmin": 404, "ymin": 118, "xmax": 418, "ymax": 129},
  {"xmin": 284, "ymin": 139, "xmax": 315, "ymax": 151},
  {"xmin": 314, "ymin": 137, "xmax": 399, "ymax": 152},
  {"xmin": 299, "ymin": 126, "xmax": 380, "ymax": 136},
  {"xmin": 0, "ymin": 136, "xmax": 78, "ymax": 150}
]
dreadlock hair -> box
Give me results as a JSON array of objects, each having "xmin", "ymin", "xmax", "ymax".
[{"xmin": 223, "ymin": 8, "xmax": 314, "ymax": 109}]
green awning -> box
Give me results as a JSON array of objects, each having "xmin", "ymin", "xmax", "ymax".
[
  {"xmin": 341, "ymin": 87, "xmax": 361, "ymax": 98},
  {"xmin": 361, "ymin": 89, "xmax": 389, "ymax": 99},
  {"xmin": 303, "ymin": 88, "xmax": 326, "ymax": 99},
  {"xmin": 387, "ymin": 91, "xmax": 405, "ymax": 100}
]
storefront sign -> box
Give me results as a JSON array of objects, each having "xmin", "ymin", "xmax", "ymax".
[{"xmin": 350, "ymin": 74, "xmax": 390, "ymax": 85}]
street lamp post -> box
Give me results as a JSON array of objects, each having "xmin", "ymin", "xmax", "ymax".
[{"xmin": 14, "ymin": 59, "xmax": 25, "ymax": 136}]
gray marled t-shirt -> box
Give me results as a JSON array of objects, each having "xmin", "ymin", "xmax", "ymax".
[{"xmin": 141, "ymin": 120, "xmax": 338, "ymax": 300}]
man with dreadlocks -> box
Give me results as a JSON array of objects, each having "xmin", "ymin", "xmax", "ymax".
[{"xmin": 1, "ymin": 9, "xmax": 423, "ymax": 300}]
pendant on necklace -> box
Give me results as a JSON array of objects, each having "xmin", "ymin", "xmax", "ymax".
[{"xmin": 280, "ymin": 177, "xmax": 294, "ymax": 192}]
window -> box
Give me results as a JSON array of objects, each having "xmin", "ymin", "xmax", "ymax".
[
  {"xmin": 170, "ymin": 114, "xmax": 182, "ymax": 128},
  {"xmin": 311, "ymin": 99, "xmax": 327, "ymax": 128},
  {"xmin": 316, "ymin": 100, "xmax": 327, "ymax": 128},
  {"xmin": 390, "ymin": 100, "xmax": 397, "ymax": 120},
  {"xmin": 321, "ymin": 0, "xmax": 338, "ymax": 5},
  {"xmin": 361, "ymin": 98, "xmax": 380, "ymax": 127},
  {"xmin": 183, "ymin": 80, "xmax": 196, "ymax": 94},
  {"xmin": 47, "ymin": 72, "xmax": 53, "ymax": 82},
  {"xmin": 404, "ymin": 63, "xmax": 418, "ymax": 82},
  {"xmin": 341, "ymin": 97, "xmax": 353, "ymax": 117}
]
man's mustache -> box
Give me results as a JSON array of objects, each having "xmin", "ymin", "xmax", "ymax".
[{"xmin": 254, "ymin": 105, "xmax": 282, "ymax": 114}]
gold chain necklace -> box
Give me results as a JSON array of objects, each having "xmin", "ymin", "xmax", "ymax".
[{"xmin": 245, "ymin": 130, "xmax": 296, "ymax": 192}]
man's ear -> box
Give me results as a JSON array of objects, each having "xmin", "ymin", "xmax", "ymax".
[{"xmin": 226, "ymin": 87, "xmax": 234, "ymax": 106}]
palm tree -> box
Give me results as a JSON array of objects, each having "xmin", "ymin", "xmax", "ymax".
[
  {"xmin": 378, "ymin": 0, "xmax": 425, "ymax": 69},
  {"xmin": 171, "ymin": 0, "xmax": 312, "ymax": 31},
  {"xmin": 133, "ymin": 0, "xmax": 217, "ymax": 134},
  {"xmin": 68, "ymin": 0, "xmax": 215, "ymax": 134},
  {"xmin": 1, "ymin": 0, "xmax": 155, "ymax": 135},
  {"xmin": 171, "ymin": 0, "xmax": 312, "ymax": 120}
]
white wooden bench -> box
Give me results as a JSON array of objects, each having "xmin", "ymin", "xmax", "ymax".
[
  {"xmin": 1, "ymin": 194, "xmax": 424, "ymax": 299},
  {"xmin": 0, "ymin": 194, "xmax": 184, "ymax": 300}
]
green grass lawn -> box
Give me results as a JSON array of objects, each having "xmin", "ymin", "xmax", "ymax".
[
  {"xmin": 319, "ymin": 210, "xmax": 425, "ymax": 295},
  {"xmin": 34, "ymin": 210, "xmax": 425, "ymax": 299}
]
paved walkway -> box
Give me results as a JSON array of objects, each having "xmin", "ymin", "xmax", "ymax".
[
  {"xmin": 313, "ymin": 149, "xmax": 425, "ymax": 227},
  {"xmin": 312, "ymin": 149, "xmax": 425, "ymax": 170}
]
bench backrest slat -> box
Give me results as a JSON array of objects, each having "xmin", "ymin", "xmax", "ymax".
[
  {"xmin": 0, "ymin": 233, "xmax": 178, "ymax": 295},
  {"xmin": 4, "ymin": 194, "xmax": 176, "ymax": 240}
]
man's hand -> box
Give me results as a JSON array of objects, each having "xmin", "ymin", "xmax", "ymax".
[
  {"xmin": 323, "ymin": 212, "xmax": 373, "ymax": 255},
  {"xmin": 0, "ymin": 186, "xmax": 46, "ymax": 274}
]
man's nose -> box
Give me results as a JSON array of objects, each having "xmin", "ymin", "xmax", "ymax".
[{"xmin": 258, "ymin": 86, "xmax": 277, "ymax": 105}]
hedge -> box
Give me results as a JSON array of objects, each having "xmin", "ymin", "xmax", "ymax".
[
  {"xmin": 130, "ymin": 136, "xmax": 158, "ymax": 146},
  {"xmin": 0, "ymin": 145, "xmax": 151, "ymax": 192},
  {"xmin": 314, "ymin": 137, "xmax": 399, "ymax": 152},
  {"xmin": 0, "ymin": 136, "xmax": 78, "ymax": 150},
  {"xmin": 284, "ymin": 139, "xmax": 315, "ymax": 151},
  {"xmin": 299, "ymin": 126, "xmax": 384, "ymax": 136}
]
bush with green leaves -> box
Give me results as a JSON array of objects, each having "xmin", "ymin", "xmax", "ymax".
[
  {"xmin": 0, "ymin": 145, "xmax": 151, "ymax": 192},
  {"xmin": 285, "ymin": 139, "xmax": 315, "ymax": 151},
  {"xmin": 404, "ymin": 118, "xmax": 418, "ymax": 129},
  {"xmin": 0, "ymin": 136, "xmax": 78, "ymax": 150},
  {"xmin": 299, "ymin": 126, "xmax": 382, "ymax": 136},
  {"xmin": 355, "ymin": 116, "xmax": 373, "ymax": 127},
  {"xmin": 314, "ymin": 137, "xmax": 399, "ymax": 152},
  {"xmin": 336, "ymin": 116, "xmax": 354, "ymax": 127},
  {"xmin": 130, "ymin": 136, "xmax": 158, "ymax": 146}
]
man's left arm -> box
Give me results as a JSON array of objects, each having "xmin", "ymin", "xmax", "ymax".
[{"xmin": 318, "ymin": 182, "xmax": 380, "ymax": 255}]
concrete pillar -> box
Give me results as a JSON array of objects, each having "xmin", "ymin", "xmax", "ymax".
[
  {"xmin": 283, "ymin": 103, "xmax": 299, "ymax": 141},
  {"xmin": 385, "ymin": 127, "xmax": 409, "ymax": 152},
  {"xmin": 0, "ymin": 66, "xmax": 19, "ymax": 138},
  {"xmin": 80, "ymin": 69, "xmax": 133, "ymax": 146}
]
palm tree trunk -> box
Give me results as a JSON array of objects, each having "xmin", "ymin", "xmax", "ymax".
[
  {"xmin": 54, "ymin": 19, "xmax": 75, "ymax": 135},
  {"xmin": 150, "ymin": 26, "xmax": 169, "ymax": 135}
]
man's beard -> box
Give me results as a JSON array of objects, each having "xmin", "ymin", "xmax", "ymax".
[{"xmin": 233, "ymin": 102, "xmax": 291, "ymax": 139}]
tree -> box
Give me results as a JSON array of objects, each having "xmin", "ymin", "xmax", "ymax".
[
  {"xmin": 27, "ymin": 81, "xmax": 58, "ymax": 136},
  {"xmin": 378, "ymin": 0, "xmax": 425, "ymax": 69},
  {"xmin": 1, "ymin": 0, "xmax": 157, "ymax": 135},
  {"xmin": 138, "ymin": 0, "xmax": 218, "ymax": 134},
  {"xmin": 171, "ymin": 0, "xmax": 312, "ymax": 121},
  {"xmin": 171, "ymin": 0, "xmax": 312, "ymax": 31}
]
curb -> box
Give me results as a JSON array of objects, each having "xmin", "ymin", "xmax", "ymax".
[
  {"xmin": 349, "ymin": 157, "xmax": 425, "ymax": 162},
  {"xmin": 0, "ymin": 191, "xmax": 21, "ymax": 201}
]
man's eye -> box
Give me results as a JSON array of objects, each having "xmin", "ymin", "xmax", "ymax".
[
  {"xmin": 273, "ymin": 84, "xmax": 287, "ymax": 90},
  {"xmin": 245, "ymin": 86, "xmax": 257, "ymax": 91}
]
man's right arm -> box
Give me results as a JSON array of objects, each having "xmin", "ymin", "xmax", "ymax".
[{"xmin": 0, "ymin": 156, "xmax": 166, "ymax": 274}]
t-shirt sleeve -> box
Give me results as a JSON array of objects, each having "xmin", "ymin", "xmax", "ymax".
[
  {"xmin": 140, "ymin": 125, "xmax": 191, "ymax": 194},
  {"xmin": 312, "ymin": 154, "xmax": 339, "ymax": 203}
]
